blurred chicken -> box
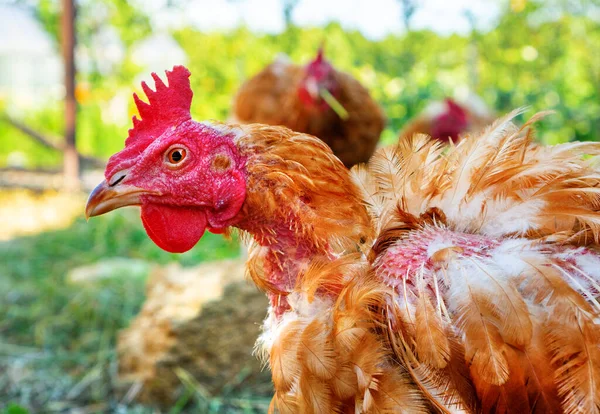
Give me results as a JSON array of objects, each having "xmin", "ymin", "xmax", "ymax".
[
  {"xmin": 87, "ymin": 66, "xmax": 600, "ymax": 413},
  {"xmin": 399, "ymin": 95, "xmax": 495, "ymax": 143},
  {"xmin": 231, "ymin": 48, "xmax": 385, "ymax": 167}
]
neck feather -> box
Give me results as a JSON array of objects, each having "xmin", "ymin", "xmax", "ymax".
[{"xmin": 233, "ymin": 124, "xmax": 372, "ymax": 313}]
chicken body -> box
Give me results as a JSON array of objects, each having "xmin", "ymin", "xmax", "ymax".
[
  {"xmin": 232, "ymin": 53, "xmax": 386, "ymax": 167},
  {"xmin": 255, "ymin": 112, "xmax": 600, "ymax": 413},
  {"xmin": 87, "ymin": 67, "xmax": 600, "ymax": 413}
]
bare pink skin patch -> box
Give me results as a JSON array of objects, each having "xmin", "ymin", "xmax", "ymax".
[
  {"xmin": 375, "ymin": 226, "xmax": 600, "ymax": 334},
  {"xmin": 375, "ymin": 227, "xmax": 499, "ymax": 288}
]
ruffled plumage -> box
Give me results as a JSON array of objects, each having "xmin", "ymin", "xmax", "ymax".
[
  {"xmin": 354, "ymin": 111, "xmax": 600, "ymax": 413},
  {"xmin": 231, "ymin": 111, "xmax": 600, "ymax": 413}
]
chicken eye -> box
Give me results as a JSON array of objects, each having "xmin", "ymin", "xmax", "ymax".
[{"xmin": 167, "ymin": 148, "xmax": 187, "ymax": 165}]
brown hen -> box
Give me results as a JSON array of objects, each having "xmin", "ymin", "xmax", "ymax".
[
  {"xmin": 231, "ymin": 49, "xmax": 386, "ymax": 167},
  {"xmin": 399, "ymin": 95, "xmax": 496, "ymax": 143}
]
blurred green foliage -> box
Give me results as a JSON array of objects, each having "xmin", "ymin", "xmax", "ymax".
[
  {"xmin": 3, "ymin": 405, "xmax": 29, "ymax": 414},
  {"xmin": 35, "ymin": 0, "xmax": 151, "ymax": 47},
  {"xmin": 1, "ymin": 0, "xmax": 599, "ymax": 168}
]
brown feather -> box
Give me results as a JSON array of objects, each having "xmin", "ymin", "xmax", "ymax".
[
  {"xmin": 300, "ymin": 318, "xmax": 337, "ymax": 380},
  {"xmin": 297, "ymin": 371, "xmax": 334, "ymax": 414},
  {"xmin": 270, "ymin": 319, "xmax": 305, "ymax": 392},
  {"xmin": 270, "ymin": 391, "xmax": 298, "ymax": 414},
  {"xmin": 414, "ymin": 272, "xmax": 451, "ymax": 369}
]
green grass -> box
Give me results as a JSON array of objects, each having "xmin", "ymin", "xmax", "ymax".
[{"xmin": 0, "ymin": 208, "xmax": 261, "ymax": 413}]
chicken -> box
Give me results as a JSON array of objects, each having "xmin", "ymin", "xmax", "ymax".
[
  {"xmin": 231, "ymin": 48, "xmax": 386, "ymax": 167},
  {"xmin": 87, "ymin": 66, "xmax": 600, "ymax": 413},
  {"xmin": 399, "ymin": 96, "xmax": 496, "ymax": 143}
]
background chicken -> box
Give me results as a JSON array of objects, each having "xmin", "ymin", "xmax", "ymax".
[
  {"xmin": 231, "ymin": 48, "xmax": 385, "ymax": 167},
  {"xmin": 398, "ymin": 95, "xmax": 496, "ymax": 143},
  {"xmin": 87, "ymin": 66, "xmax": 600, "ymax": 413}
]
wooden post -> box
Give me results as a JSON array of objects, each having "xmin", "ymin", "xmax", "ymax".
[{"xmin": 61, "ymin": 0, "xmax": 79, "ymax": 191}]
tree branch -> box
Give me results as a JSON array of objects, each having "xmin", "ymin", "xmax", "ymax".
[{"xmin": 1, "ymin": 115, "xmax": 105, "ymax": 168}]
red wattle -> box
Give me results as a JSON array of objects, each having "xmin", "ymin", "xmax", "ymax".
[{"xmin": 141, "ymin": 204, "xmax": 207, "ymax": 253}]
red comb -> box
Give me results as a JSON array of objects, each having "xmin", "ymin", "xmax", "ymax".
[
  {"xmin": 126, "ymin": 65, "xmax": 192, "ymax": 147},
  {"xmin": 315, "ymin": 44, "xmax": 325, "ymax": 63},
  {"xmin": 445, "ymin": 98, "xmax": 464, "ymax": 114}
]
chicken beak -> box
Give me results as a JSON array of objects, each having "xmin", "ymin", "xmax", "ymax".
[{"xmin": 85, "ymin": 180, "xmax": 145, "ymax": 219}]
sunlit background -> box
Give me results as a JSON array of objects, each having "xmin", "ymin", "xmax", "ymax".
[{"xmin": 0, "ymin": 0, "xmax": 599, "ymax": 412}]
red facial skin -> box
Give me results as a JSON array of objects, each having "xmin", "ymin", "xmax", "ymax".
[
  {"xmin": 105, "ymin": 121, "xmax": 247, "ymax": 253},
  {"xmin": 430, "ymin": 99, "xmax": 470, "ymax": 142},
  {"xmin": 97, "ymin": 67, "xmax": 247, "ymax": 253},
  {"xmin": 297, "ymin": 48, "xmax": 339, "ymax": 111}
]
